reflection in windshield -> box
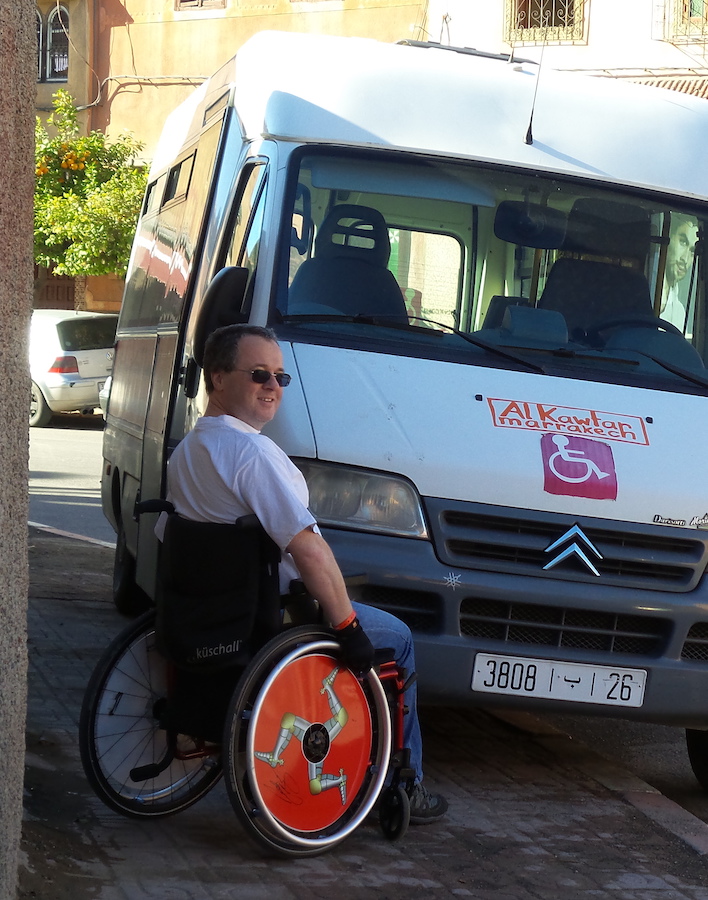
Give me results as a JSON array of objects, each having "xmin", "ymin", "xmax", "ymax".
[
  {"xmin": 660, "ymin": 214, "xmax": 699, "ymax": 331},
  {"xmin": 274, "ymin": 151, "xmax": 707, "ymax": 392}
]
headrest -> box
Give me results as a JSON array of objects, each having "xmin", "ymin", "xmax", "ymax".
[
  {"xmin": 315, "ymin": 204, "xmax": 391, "ymax": 266},
  {"xmin": 562, "ymin": 198, "xmax": 650, "ymax": 261}
]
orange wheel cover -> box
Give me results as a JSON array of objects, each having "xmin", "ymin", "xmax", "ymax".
[{"xmin": 251, "ymin": 654, "xmax": 373, "ymax": 832}]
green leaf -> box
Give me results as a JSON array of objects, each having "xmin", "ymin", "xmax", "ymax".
[{"xmin": 34, "ymin": 92, "xmax": 147, "ymax": 276}]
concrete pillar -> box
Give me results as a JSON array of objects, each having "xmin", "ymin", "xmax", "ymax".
[{"xmin": 0, "ymin": 4, "xmax": 36, "ymax": 897}]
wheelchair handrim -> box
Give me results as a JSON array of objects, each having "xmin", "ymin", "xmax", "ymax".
[{"xmin": 246, "ymin": 638, "xmax": 391, "ymax": 849}]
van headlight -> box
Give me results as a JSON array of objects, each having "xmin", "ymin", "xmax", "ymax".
[{"xmin": 295, "ymin": 461, "xmax": 428, "ymax": 539}]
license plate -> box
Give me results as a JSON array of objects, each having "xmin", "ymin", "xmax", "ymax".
[{"xmin": 472, "ymin": 653, "xmax": 646, "ymax": 708}]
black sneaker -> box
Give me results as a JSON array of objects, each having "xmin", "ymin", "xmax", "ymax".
[{"xmin": 408, "ymin": 783, "xmax": 448, "ymax": 825}]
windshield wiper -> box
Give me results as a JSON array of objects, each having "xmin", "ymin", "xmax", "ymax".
[
  {"xmin": 612, "ymin": 348, "xmax": 708, "ymax": 390},
  {"xmin": 281, "ymin": 312, "xmax": 708, "ymax": 387},
  {"xmin": 520, "ymin": 346, "xmax": 640, "ymax": 367},
  {"xmin": 403, "ymin": 316, "xmax": 547, "ymax": 373},
  {"xmin": 282, "ymin": 312, "xmax": 548, "ymax": 375}
]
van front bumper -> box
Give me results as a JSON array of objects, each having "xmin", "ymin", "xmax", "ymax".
[{"xmin": 323, "ymin": 526, "xmax": 708, "ymax": 728}]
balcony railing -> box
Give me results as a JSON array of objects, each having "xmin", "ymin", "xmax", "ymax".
[
  {"xmin": 668, "ymin": 0, "xmax": 708, "ymax": 43},
  {"xmin": 504, "ymin": 0, "xmax": 587, "ymax": 44}
]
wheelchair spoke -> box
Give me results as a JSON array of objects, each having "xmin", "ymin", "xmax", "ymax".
[{"xmin": 79, "ymin": 611, "xmax": 223, "ymax": 818}]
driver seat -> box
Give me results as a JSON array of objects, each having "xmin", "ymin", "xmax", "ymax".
[{"xmin": 538, "ymin": 199, "xmax": 654, "ymax": 341}]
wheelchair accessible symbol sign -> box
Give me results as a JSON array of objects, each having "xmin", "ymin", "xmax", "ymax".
[{"xmin": 541, "ymin": 434, "xmax": 617, "ymax": 500}]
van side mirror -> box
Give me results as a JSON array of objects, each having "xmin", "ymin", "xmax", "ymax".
[
  {"xmin": 192, "ymin": 266, "xmax": 249, "ymax": 368},
  {"xmin": 291, "ymin": 183, "xmax": 313, "ymax": 255}
]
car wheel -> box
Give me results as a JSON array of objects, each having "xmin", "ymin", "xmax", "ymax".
[
  {"xmin": 113, "ymin": 525, "xmax": 152, "ymax": 617},
  {"xmin": 30, "ymin": 381, "xmax": 53, "ymax": 428}
]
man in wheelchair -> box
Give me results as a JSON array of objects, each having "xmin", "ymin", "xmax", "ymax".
[{"xmin": 163, "ymin": 323, "xmax": 447, "ymax": 826}]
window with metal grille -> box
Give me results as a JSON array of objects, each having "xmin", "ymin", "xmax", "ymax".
[
  {"xmin": 670, "ymin": 0, "xmax": 708, "ymax": 41},
  {"xmin": 505, "ymin": 0, "xmax": 586, "ymax": 43},
  {"xmin": 37, "ymin": 6, "xmax": 69, "ymax": 82},
  {"xmin": 685, "ymin": 0, "xmax": 707, "ymax": 20}
]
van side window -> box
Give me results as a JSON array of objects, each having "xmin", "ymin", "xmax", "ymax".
[
  {"xmin": 390, "ymin": 227, "xmax": 463, "ymax": 330},
  {"xmin": 143, "ymin": 174, "xmax": 166, "ymax": 217},
  {"xmin": 119, "ymin": 121, "xmax": 222, "ymax": 330},
  {"xmin": 163, "ymin": 154, "xmax": 195, "ymax": 207},
  {"xmin": 223, "ymin": 164, "xmax": 267, "ymax": 272}
]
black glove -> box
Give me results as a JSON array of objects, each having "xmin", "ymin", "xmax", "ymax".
[{"xmin": 336, "ymin": 617, "xmax": 375, "ymax": 675}]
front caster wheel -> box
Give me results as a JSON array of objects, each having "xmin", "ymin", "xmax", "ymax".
[{"xmin": 378, "ymin": 784, "xmax": 410, "ymax": 841}]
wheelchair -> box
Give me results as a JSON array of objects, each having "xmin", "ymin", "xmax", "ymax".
[{"xmin": 79, "ymin": 503, "xmax": 414, "ymax": 857}]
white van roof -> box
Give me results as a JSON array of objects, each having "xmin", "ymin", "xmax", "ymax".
[{"xmin": 151, "ymin": 31, "xmax": 708, "ymax": 203}]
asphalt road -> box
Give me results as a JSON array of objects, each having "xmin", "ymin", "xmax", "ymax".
[{"xmin": 28, "ymin": 411, "xmax": 116, "ymax": 546}]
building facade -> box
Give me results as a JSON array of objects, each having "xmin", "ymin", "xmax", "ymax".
[
  {"xmin": 35, "ymin": 0, "xmax": 428, "ymax": 311},
  {"xmin": 425, "ymin": 1, "xmax": 708, "ymax": 96}
]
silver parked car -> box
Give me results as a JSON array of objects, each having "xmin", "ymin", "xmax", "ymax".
[
  {"xmin": 30, "ymin": 309, "xmax": 118, "ymax": 428},
  {"xmin": 98, "ymin": 374, "xmax": 112, "ymax": 415}
]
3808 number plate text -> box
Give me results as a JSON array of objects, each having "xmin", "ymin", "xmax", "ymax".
[{"xmin": 472, "ymin": 653, "xmax": 646, "ymax": 707}]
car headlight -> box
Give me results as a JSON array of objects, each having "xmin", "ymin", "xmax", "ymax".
[{"xmin": 295, "ymin": 461, "xmax": 428, "ymax": 539}]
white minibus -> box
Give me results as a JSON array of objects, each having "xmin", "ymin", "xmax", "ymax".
[{"xmin": 102, "ymin": 31, "xmax": 708, "ymax": 784}]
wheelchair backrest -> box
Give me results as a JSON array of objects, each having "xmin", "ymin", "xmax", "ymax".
[{"xmin": 156, "ymin": 512, "xmax": 282, "ymax": 671}]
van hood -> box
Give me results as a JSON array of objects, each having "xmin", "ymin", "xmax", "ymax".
[{"xmin": 286, "ymin": 342, "xmax": 708, "ymax": 530}]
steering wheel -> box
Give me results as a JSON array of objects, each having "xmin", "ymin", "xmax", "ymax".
[{"xmin": 593, "ymin": 315, "xmax": 684, "ymax": 338}]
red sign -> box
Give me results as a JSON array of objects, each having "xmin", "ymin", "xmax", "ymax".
[
  {"xmin": 541, "ymin": 434, "xmax": 617, "ymax": 500},
  {"xmin": 488, "ymin": 398, "xmax": 649, "ymax": 446}
]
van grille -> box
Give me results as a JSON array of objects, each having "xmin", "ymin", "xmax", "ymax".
[
  {"xmin": 682, "ymin": 623, "xmax": 708, "ymax": 660},
  {"xmin": 359, "ymin": 586, "xmax": 442, "ymax": 633},
  {"xmin": 426, "ymin": 500, "xmax": 708, "ymax": 592},
  {"xmin": 461, "ymin": 598, "xmax": 668, "ymax": 656}
]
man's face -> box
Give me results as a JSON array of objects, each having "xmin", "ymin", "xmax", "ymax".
[
  {"xmin": 666, "ymin": 219, "xmax": 698, "ymax": 286},
  {"xmin": 210, "ymin": 335, "xmax": 285, "ymax": 430}
]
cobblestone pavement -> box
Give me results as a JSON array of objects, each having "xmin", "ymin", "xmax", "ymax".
[{"xmin": 19, "ymin": 526, "xmax": 708, "ymax": 899}]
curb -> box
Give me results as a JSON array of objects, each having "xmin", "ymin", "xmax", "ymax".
[
  {"xmin": 495, "ymin": 709, "xmax": 708, "ymax": 856},
  {"xmin": 28, "ymin": 520, "xmax": 116, "ymax": 549}
]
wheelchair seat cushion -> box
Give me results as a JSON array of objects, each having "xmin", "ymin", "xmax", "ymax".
[{"xmin": 156, "ymin": 513, "xmax": 281, "ymax": 672}]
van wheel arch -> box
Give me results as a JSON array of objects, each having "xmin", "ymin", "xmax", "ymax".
[
  {"xmin": 113, "ymin": 522, "xmax": 151, "ymax": 618},
  {"xmin": 686, "ymin": 728, "xmax": 708, "ymax": 792}
]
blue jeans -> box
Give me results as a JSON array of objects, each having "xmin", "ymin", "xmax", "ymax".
[{"xmin": 353, "ymin": 602, "xmax": 423, "ymax": 783}]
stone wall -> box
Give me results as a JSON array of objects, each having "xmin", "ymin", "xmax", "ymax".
[{"xmin": 0, "ymin": 4, "xmax": 35, "ymax": 897}]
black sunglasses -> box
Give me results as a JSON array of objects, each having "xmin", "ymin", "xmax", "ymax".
[{"xmin": 236, "ymin": 368, "xmax": 292, "ymax": 387}]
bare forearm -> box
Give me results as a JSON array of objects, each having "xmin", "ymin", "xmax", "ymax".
[{"xmin": 287, "ymin": 528, "xmax": 353, "ymax": 626}]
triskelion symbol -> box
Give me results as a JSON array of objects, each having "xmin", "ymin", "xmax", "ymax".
[{"xmin": 254, "ymin": 666, "xmax": 349, "ymax": 803}]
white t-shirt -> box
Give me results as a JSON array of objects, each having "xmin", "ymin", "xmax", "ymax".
[
  {"xmin": 660, "ymin": 282, "xmax": 687, "ymax": 331},
  {"xmin": 161, "ymin": 415, "xmax": 317, "ymax": 591}
]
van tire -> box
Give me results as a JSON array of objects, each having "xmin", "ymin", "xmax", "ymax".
[
  {"xmin": 686, "ymin": 728, "xmax": 708, "ymax": 792},
  {"xmin": 113, "ymin": 526, "xmax": 152, "ymax": 618},
  {"xmin": 30, "ymin": 382, "xmax": 53, "ymax": 428}
]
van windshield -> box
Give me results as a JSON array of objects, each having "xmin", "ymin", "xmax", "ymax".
[{"xmin": 274, "ymin": 149, "xmax": 708, "ymax": 394}]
